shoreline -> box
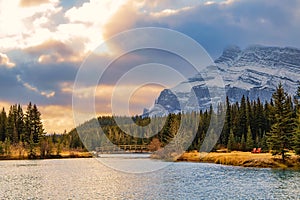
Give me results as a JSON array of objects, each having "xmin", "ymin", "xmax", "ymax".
[
  {"xmin": 0, "ymin": 151, "xmax": 93, "ymax": 161},
  {"xmin": 175, "ymin": 151, "xmax": 300, "ymax": 169},
  {"xmin": 2, "ymin": 150, "xmax": 299, "ymax": 170}
]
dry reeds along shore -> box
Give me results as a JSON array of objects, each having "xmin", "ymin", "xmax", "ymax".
[
  {"xmin": 0, "ymin": 145, "xmax": 92, "ymax": 160},
  {"xmin": 176, "ymin": 151, "xmax": 300, "ymax": 169}
]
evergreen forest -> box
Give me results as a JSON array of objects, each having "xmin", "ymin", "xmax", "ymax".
[{"xmin": 69, "ymin": 83, "xmax": 300, "ymax": 160}]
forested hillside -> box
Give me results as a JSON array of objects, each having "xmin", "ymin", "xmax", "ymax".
[{"xmin": 70, "ymin": 83, "xmax": 300, "ymax": 160}]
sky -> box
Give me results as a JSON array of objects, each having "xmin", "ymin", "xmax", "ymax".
[{"xmin": 0, "ymin": 0, "xmax": 300, "ymax": 133}]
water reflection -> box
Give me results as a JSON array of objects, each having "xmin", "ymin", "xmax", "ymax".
[{"xmin": 0, "ymin": 158, "xmax": 299, "ymax": 199}]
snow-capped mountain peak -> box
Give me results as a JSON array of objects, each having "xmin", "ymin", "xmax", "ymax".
[{"xmin": 144, "ymin": 45, "xmax": 300, "ymax": 116}]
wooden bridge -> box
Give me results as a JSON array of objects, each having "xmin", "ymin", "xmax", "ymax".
[{"xmin": 96, "ymin": 145, "xmax": 149, "ymax": 154}]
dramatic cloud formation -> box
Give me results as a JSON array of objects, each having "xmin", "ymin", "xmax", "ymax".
[
  {"xmin": 0, "ymin": 0, "xmax": 299, "ymax": 132},
  {"xmin": 0, "ymin": 53, "xmax": 15, "ymax": 68},
  {"xmin": 103, "ymin": 0, "xmax": 300, "ymax": 57}
]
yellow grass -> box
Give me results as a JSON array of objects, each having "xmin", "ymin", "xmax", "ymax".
[
  {"xmin": 177, "ymin": 151, "xmax": 300, "ymax": 169},
  {"xmin": 59, "ymin": 150, "xmax": 92, "ymax": 158},
  {"xmin": 0, "ymin": 146, "xmax": 92, "ymax": 160}
]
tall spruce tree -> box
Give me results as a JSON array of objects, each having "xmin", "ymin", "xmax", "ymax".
[
  {"xmin": 16, "ymin": 104, "xmax": 24, "ymax": 142},
  {"xmin": 0, "ymin": 108, "xmax": 7, "ymax": 142},
  {"xmin": 267, "ymin": 83, "xmax": 294, "ymax": 161},
  {"xmin": 24, "ymin": 102, "xmax": 33, "ymax": 143},
  {"xmin": 7, "ymin": 105, "xmax": 18, "ymax": 143},
  {"xmin": 293, "ymin": 112, "xmax": 300, "ymax": 155},
  {"xmin": 293, "ymin": 83, "xmax": 300, "ymax": 155},
  {"xmin": 222, "ymin": 97, "xmax": 231, "ymax": 146},
  {"xmin": 241, "ymin": 134, "xmax": 246, "ymax": 151},
  {"xmin": 24, "ymin": 102, "xmax": 45, "ymax": 144},
  {"xmin": 239, "ymin": 95, "xmax": 247, "ymax": 139},
  {"xmin": 227, "ymin": 129, "xmax": 235, "ymax": 151},
  {"xmin": 32, "ymin": 104, "xmax": 44, "ymax": 143},
  {"xmin": 246, "ymin": 126, "xmax": 254, "ymax": 151},
  {"xmin": 256, "ymin": 98, "xmax": 264, "ymax": 139}
]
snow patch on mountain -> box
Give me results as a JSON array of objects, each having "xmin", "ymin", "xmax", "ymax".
[{"xmin": 144, "ymin": 45, "xmax": 300, "ymax": 116}]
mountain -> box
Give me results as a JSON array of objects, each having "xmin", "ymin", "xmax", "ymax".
[{"xmin": 145, "ymin": 45, "xmax": 300, "ymax": 116}]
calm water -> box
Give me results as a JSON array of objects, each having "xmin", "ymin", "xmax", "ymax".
[{"xmin": 0, "ymin": 156, "xmax": 300, "ymax": 199}]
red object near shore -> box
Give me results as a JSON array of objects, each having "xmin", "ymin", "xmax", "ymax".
[{"xmin": 251, "ymin": 148, "xmax": 261, "ymax": 153}]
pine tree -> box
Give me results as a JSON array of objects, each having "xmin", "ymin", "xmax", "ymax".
[
  {"xmin": 293, "ymin": 113, "xmax": 300, "ymax": 155},
  {"xmin": 24, "ymin": 102, "xmax": 33, "ymax": 143},
  {"xmin": 256, "ymin": 98, "xmax": 264, "ymax": 139},
  {"xmin": 4, "ymin": 137, "xmax": 11, "ymax": 155},
  {"xmin": 293, "ymin": 83, "xmax": 300, "ymax": 155},
  {"xmin": 251, "ymin": 101, "xmax": 258, "ymax": 140},
  {"xmin": 267, "ymin": 83, "xmax": 294, "ymax": 161},
  {"xmin": 0, "ymin": 108, "xmax": 7, "ymax": 142},
  {"xmin": 246, "ymin": 126, "xmax": 254, "ymax": 151},
  {"xmin": 261, "ymin": 132, "xmax": 268, "ymax": 151},
  {"xmin": 241, "ymin": 134, "xmax": 246, "ymax": 151},
  {"xmin": 24, "ymin": 102, "xmax": 45, "ymax": 144},
  {"xmin": 16, "ymin": 104, "xmax": 24, "ymax": 142},
  {"xmin": 32, "ymin": 104, "xmax": 44, "ymax": 143},
  {"xmin": 246, "ymin": 97, "xmax": 252, "ymax": 127},
  {"xmin": 227, "ymin": 129, "xmax": 235, "ymax": 151},
  {"xmin": 239, "ymin": 95, "xmax": 247, "ymax": 139},
  {"xmin": 264, "ymin": 101, "xmax": 272, "ymax": 134},
  {"xmin": 221, "ymin": 97, "xmax": 231, "ymax": 146},
  {"xmin": 231, "ymin": 103, "xmax": 240, "ymax": 140},
  {"xmin": 7, "ymin": 105, "xmax": 17, "ymax": 143}
]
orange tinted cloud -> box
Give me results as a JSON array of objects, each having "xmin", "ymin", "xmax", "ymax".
[
  {"xmin": 95, "ymin": 84, "xmax": 164, "ymax": 116},
  {"xmin": 128, "ymin": 84, "xmax": 164, "ymax": 115},
  {"xmin": 19, "ymin": 0, "xmax": 50, "ymax": 7},
  {"xmin": 0, "ymin": 53, "xmax": 15, "ymax": 68},
  {"xmin": 39, "ymin": 105, "xmax": 75, "ymax": 133},
  {"xmin": 25, "ymin": 39, "xmax": 84, "ymax": 63},
  {"xmin": 103, "ymin": 1, "xmax": 140, "ymax": 40}
]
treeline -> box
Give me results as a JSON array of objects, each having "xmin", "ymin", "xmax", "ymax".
[
  {"xmin": 0, "ymin": 102, "xmax": 44, "ymax": 144},
  {"xmin": 0, "ymin": 102, "xmax": 82, "ymax": 158},
  {"xmin": 70, "ymin": 83, "xmax": 300, "ymax": 160}
]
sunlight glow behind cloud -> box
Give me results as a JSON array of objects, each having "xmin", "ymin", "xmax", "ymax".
[{"xmin": 0, "ymin": 53, "xmax": 15, "ymax": 68}]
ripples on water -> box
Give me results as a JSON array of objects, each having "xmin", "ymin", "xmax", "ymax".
[{"xmin": 0, "ymin": 156, "xmax": 299, "ymax": 199}]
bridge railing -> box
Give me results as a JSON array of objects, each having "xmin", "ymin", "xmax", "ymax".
[{"xmin": 96, "ymin": 145, "xmax": 149, "ymax": 153}]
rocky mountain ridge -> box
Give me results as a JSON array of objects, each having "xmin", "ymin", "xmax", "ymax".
[{"xmin": 145, "ymin": 45, "xmax": 300, "ymax": 116}]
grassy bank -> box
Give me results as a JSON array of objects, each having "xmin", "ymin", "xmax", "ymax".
[
  {"xmin": 0, "ymin": 151, "xmax": 93, "ymax": 160},
  {"xmin": 176, "ymin": 151, "xmax": 300, "ymax": 169},
  {"xmin": 0, "ymin": 146, "xmax": 92, "ymax": 160}
]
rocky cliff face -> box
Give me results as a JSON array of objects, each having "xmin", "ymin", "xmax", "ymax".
[{"xmin": 145, "ymin": 45, "xmax": 300, "ymax": 116}]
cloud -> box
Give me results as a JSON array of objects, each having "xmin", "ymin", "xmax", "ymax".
[
  {"xmin": 73, "ymin": 83, "xmax": 165, "ymax": 120},
  {"xmin": 0, "ymin": 53, "xmax": 15, "ymax": 68},
  {"xmin": 16, "ymin": 75, "xmax": 55, "ymax": 98},
  {"xmin": 102, "ymin": 0, "xmax": 300, "ymax": 58},
  {"xmin": 19, "ymin": 0, "xmax": 51, "ymax": 7},
  {"xmin": 0, "ymin": 50, "xmax": 78, "ymax": 108},
  {"xmin": 0, "ymin": 0, "xmax": 62, "ymax": 51},
  {"xmin": 25, "ymin": 39, "xmax": 84, "ymax": 63},
  {"xmin": 102, "ymin": 0, "xmax": 140, "ymax": 40},
  {"xmin": 39, "ymin": 105, "xmax": 75, "ymax": 133},
  {"xmin": 65, "ymin": 0, "xmax": 125, "ymax": 24},
  {"xmin": 116, "ymin": 84, "xmax": 165, "ymax": 116},
  {"xmin": 64, "ymin": 0, "xmax": 128, "ymax": 53}
]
